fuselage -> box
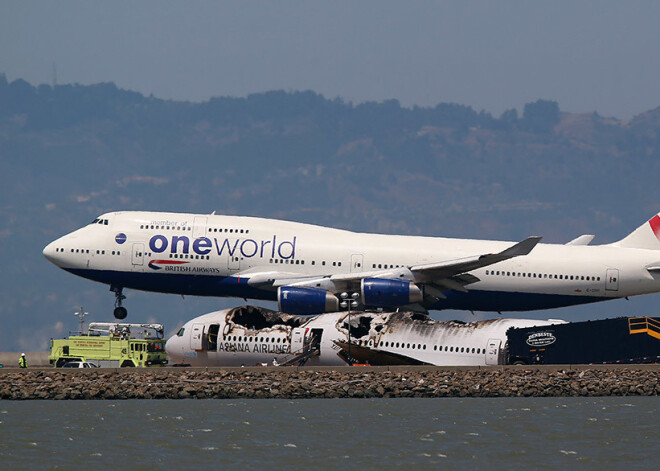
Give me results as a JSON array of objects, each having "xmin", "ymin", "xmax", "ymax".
[
  {"xmin": 165, "ymin": 306, "xmax": 567, "ymax": 367},
  {"xmin": 43, "ymin": 210, "xmax": 660, "ymax": 312}
]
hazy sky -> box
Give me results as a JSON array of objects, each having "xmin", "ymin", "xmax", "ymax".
[{"xmin": 2, "ymin": 1, "xmax": 660, "ymax": 118}]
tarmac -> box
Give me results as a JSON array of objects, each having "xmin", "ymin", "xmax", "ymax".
[{"xmin": 0, "ymin": 352, "xmax": 50, "ymax": 368}]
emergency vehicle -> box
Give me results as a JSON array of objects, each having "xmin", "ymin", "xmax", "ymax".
[{"xmin": 50, "ymin": 322, "xmax": 168, "ymax": 367}]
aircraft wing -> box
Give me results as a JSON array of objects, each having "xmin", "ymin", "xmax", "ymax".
[
  {"xmin": 409, "ymin": 236, "xmax": 542, "ymax": 281},
  {"xmin": 245, "ymin": 236, "xmax": 542, "ymax": 295}
]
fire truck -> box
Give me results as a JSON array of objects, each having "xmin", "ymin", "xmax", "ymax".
[{"xmin": 49, "ymin": 322, "xmax": 168, "ymax": 367}]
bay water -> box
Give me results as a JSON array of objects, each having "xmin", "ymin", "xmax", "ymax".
[{"xmin": 0, "ymin": 397, "xmax": 657, "ymax": 470}]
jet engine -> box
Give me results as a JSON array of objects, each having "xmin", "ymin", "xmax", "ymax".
[
  {"xmin": 277, "ymin": 286, "xmax": 340, "ymax": 315},
  {"xmin": 361, "ymin": 278, "xmax": 423, "ymax": 307}
]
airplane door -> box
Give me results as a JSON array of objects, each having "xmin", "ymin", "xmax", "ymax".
[
  {"xmin": 228, "ymin": 254, "xmax": 241, "ymax": 271},
  {"xmin": 291, "ymin": 328, "xmax": 306, "ymax": 354},
  {"xmin": 190, "ymin": 323, "xmax": 204, "ymax": 350},
  {"xmin": 486, "ymin": 338, "xmax": 501, "ymax": 365},
  {"xmin": 131, "ymin": 243, "xmax": 144, "ymax": 268},
  {"xmin": 606, "ymin": 269, "xmax": 619, "ymax": 291},
  {"xmin": 193, "ymin": 217, "xmax": 207, "ymax": 239},
  {"xmin": 351, "ymin": 254, "xmax": 363, "ymax": 273}
]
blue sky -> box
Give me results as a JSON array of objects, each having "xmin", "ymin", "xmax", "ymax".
[{"xmin": 2, "ymin": 1, "xmax": 660, "ymax": 118}]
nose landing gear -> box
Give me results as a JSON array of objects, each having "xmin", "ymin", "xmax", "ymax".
[{"xmin": 111, "ymin": 285, "xmax": 127, "ymax": 319}]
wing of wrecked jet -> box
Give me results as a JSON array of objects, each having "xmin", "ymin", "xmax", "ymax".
[{"xmin": 245, "ymin": 236, "xmax": 542, "ymax": 296}]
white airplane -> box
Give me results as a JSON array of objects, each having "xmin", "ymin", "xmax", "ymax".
[
  {"xmin": 164, "ymin": 305, "xmax": 566, "ymax": 367},
  {"xmin": 43, "ymin": 210, "xmax": 660, "ymax": 319}
]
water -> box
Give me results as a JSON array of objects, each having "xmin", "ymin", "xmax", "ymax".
[{"xmin": 0, "ymin": 397, "xmax": 657, "ymax": 470}]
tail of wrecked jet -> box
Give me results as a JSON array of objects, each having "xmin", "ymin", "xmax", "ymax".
[{"xmin": 613, "ymin": 213, "xmax": 660, "ymax": 250}]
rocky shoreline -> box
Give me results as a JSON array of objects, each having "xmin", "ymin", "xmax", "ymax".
[{"xmin": 1, "ymin": 366, "xmax": 658, "ymax": 400}]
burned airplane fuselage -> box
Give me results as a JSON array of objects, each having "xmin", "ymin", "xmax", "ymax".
[{"xmin": 165, "ymin": 305, "xmax": 564, "ymax": 367}]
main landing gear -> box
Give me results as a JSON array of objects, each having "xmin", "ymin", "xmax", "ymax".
[{"xmin": 111, "ymin": 285, "xmax": 127, "ymax": 320}]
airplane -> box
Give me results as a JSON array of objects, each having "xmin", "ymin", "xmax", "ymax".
[
  {"xmin": 164, "ymin": 305, "xmax": 566, "ymax": 367},
  {"xmin": 42, "ymin": 210, "xmax": 660, "ymax": 319}
]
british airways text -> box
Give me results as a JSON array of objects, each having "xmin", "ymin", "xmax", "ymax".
[{"xmin": 148, "ymin": 234, "xmax": 297, "ymax": 259}]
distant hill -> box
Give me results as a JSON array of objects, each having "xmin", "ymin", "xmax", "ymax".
[{"xmin": 2, "ymin": 74, "xmax": 660, "ymax": 351}]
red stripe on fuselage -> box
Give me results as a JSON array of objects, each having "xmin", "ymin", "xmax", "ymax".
[{"xmin": 151, "ymin": 260, "xmax": 189, "ymax": 265}]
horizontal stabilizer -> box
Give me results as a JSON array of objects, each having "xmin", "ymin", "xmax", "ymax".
[{"xmin": 566, "ymin": 234, "xmax": 595, "ymax": 246}]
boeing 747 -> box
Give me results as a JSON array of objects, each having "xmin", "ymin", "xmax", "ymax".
[{"xmin": 43, "ymin": 211, "xmax": 660, "ymax": 319}]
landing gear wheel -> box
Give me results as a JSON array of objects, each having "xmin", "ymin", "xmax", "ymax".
[
  {"xmin": 114, "ymin": 306, "xmax": 127, "ymax": 320},
  {"xmin": 110, "ymin": 285, "xmax": 127, "ymax": 319}
]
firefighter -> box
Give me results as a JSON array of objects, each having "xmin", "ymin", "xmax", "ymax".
[{"xmin": 18, "ymin": 353, "xmax": 27, "ymax": 368}]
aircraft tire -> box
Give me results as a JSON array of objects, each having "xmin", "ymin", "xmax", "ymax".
[{"xmin": 114, "ymin": 306, "xmax": 128, "ymax": 320}]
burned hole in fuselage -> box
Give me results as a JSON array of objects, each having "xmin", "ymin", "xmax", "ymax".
[
  {"xmin": 226, "ymin": 305, "xmax": 305, "ymax": 331},
  {"xmin": 342, "ymin": 315, "xmax": 373, "ymax": 339}
]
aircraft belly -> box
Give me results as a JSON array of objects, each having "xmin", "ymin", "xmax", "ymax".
[
  {"xmin": 431, "ymin": 290, "xmax": 610, "ymax": 311},
  {"xmin": 64, "ymin": 268, "xmax": 276, "ymax": 300}
]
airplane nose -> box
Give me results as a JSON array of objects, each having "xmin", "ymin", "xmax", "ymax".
[
  {"xmin": 43, "ymin": 240, "xmax": 58, "ymax": 264},
  {"xmin": 165, "ymin": 336, "xmax": 181, "ymax": 362}
]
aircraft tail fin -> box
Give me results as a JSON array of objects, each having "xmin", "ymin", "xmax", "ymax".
[{"xmin": 614, "ymin": 213, "xmax": 660, "ymax": 250}]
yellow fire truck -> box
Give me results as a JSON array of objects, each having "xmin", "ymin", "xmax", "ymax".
[{"xmin": 49, "ymin": 322, "xmax": 168, "ymax": 367}]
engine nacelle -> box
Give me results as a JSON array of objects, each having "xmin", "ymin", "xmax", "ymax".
[
  {"xmin": 361, "ymin": 278, "xmax": 423, "ymax": 307},
  {"xmin": 278, "ymin": 286, "xmax": 340, "ymax": 315}
]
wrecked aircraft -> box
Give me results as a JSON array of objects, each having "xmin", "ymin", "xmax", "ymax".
[{"xmin": 165, "ymin": 305, "xmax": 566, "ymax": 366}]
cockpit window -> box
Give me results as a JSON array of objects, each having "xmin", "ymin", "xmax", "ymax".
[
  {"xmin": 91, "ymin": 218, "xmax": 100, "ymax": 224},
  {"xmin": 177, "ymin": 328, "xmax": 185, "ymax": 337}
]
